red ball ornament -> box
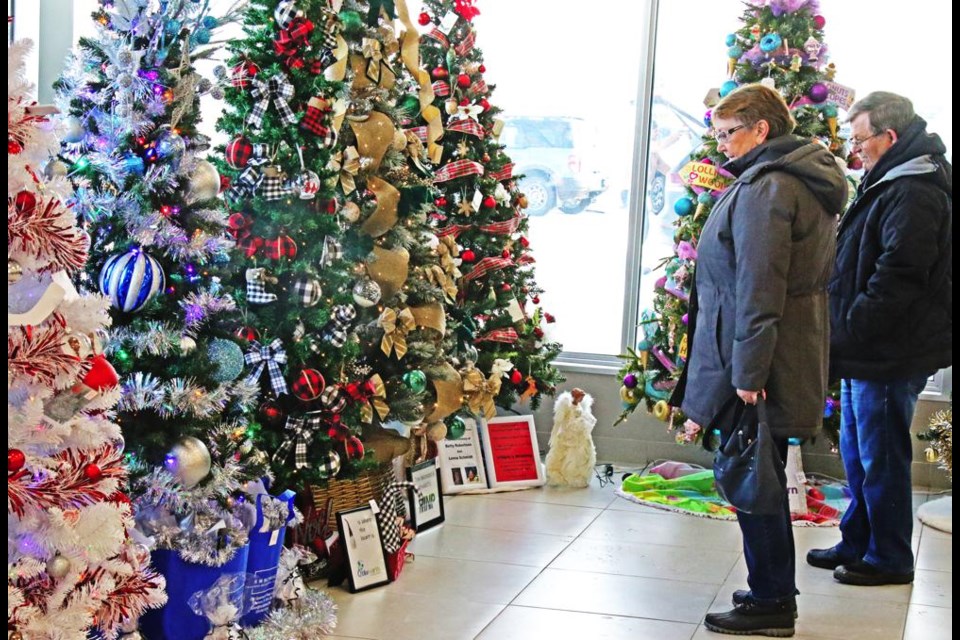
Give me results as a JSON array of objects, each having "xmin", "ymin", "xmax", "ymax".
[
  {"xmin": 235, "ymin": 326, "xmax": 259, "ymax": 342},
  {"xmin": 435, "ymin": 196, "xmax": 448, "ymax": 207},
  {"xmin": 431, "ymin": 66, "xmax": 448, "ymax": 80},
  {"xmin": 459, "ymin": 98, "xmax": 470, "ymax": 106},
  {"xmin": 501, "ymin": 249, "xmax": 511, "ymax": 259},
  {"xmin": 82, "ymin": 354, "xmax": 120, "ymax": 391},
  {"xmin": 14, "ymin": 191, "xmax": 37, "ymax": 212},
  {"xmin": 510, "ymin": 369, "xmax": 523, "ymax": 385},
  {"xmin": 478, "ymin": 64, "xmax": 486, "ymax": 73},
  {"xmin": 482, "ymin": 196, "xmax": 497, "ymax": 209},
  {"xmin": 418, "ymin": 11, "xmax": 431, "ymax": 25},
  {"xmin": 259, "ymin": 400, "xmax": 285, "ymax": 427},
  {"xmin": 231, "ymin": 61, "xmax": 259, "ymax": 88},
  {"xmin": 292, "ymin": 368, "xmax": 326, "ymax": 401},
  {"xmin": 225, "ymin": 136, "xmax": 254, "ymax": 169},
  {"xmin": 328, "ymin": 423, "xmax": 349, "ymax": 441},
  {"xmin": 500, "ymin": 282, "xmax": 511, "ymax": 291},
  {"xmin": 457, "ymin": 73, "xmax": 471, "ymax": 88},
  {"xmin": 461, "ymin": 249, "xmax": 476, "ymax": 262},
  {"xmin": 519, "ymin": 236, "xmax": 530, "ymax": 248},
  {"xmin": 9, "ymin": 139, "xmax": 23, "ymax": 154},
  {"xmin": 813, "ymin": 15, "xmax": 826, "ymax": 29},
  {"xmin": 345, "ymin": 435, "xmax": 365, "ymax": 460},
  {"xmin": 9, "ymin": 449, "xmax": 26, "ymax": 472},
  {"xmin": 531, "ymin": 295, "xmax": 540, "ymax": 304},
  {"xmin": 479, "ymin": 98, "xmax": 490, "ymax": 111},
  {"xmin": 83, "ymin": 463, "xmax": 103, "ymax": 481}
]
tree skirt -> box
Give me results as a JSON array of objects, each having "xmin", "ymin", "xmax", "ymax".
[
  {"xmin": 917, "ymin": 496, "xmax": 952, "ymax": 533},
  {"xmin": 617, "ymin": 470, "xmax": 850, "ymax": 526}
]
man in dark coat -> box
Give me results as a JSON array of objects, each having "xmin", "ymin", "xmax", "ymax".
[
  {"xmin": 672, "ymin": 83, "xmax": 847, "ymax": 637},
  {"xmin": 808, "ymin": 92, "xmax": 952, "ymax": 587}
]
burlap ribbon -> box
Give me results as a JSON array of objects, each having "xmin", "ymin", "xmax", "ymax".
[
  {"xmin": 379, "ymin": 307, "xmax": 415, "ymax": 359},
  {"xmin": 358, "ymin": 374, "xmax": 390, "ymax": 423},
  {"xmin": 409, "ymin": 301, "xmax": 446, "ymax": 335},
  {"xmin": 349, "ymin": 112, "xmax": 396, "ymax": 171},
  {"xmin": 394, "ymin": 0, "xmax": 443, "ymax": 163},
  {"xmin": 324, "ymin": 35, "xmax": 349, "ymax": 82},
  {"xmin": 367, "ymin": 245, "xmax": 409, "ymax": 300},
  {"xmin": 425, "ymin": 264, "xmax": 457, "ymax": 302},
  {"xmin": 426, "ymin": 362, "xmax": 463, "ymax": 422},
  {"xmin": 359, "ymin": 176, "xmax": 401, "ymax": 237},
  {"xmin": 331, "ymin": 146, "xmax": 360, "ymax": 194},
  {"xmin": 462, "ymin": 367, "xmax": 502, "ymax": 419},
  {"xmin": 437, "ymin": 235, "xmax": 462, "ymax": 279}
]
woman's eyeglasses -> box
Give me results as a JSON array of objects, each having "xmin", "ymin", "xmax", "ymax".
[{"xmin": 713, "ymin": 124, "xmax": 747, "ymax": 143}]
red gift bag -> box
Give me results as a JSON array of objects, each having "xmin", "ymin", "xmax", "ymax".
[{"xmin": 387, "ymin": 536, "xmax": 413, "ymax": 582}]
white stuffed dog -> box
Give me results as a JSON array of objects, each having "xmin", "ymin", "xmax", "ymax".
[{"xmin": 545, "ymin": 388, "xmax": 597, "ymax": 488}]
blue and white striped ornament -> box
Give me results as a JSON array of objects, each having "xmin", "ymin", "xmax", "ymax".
[{"xmin": 98, "ymin": 247, "xmax": 165, "ymax": 313}]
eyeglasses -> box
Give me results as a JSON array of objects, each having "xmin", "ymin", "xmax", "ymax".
[
  {"xmin": 713, "ymin": 124, "xmax": 747, "ymax": 143},
  {"xmin": 850, "ymin": 131, "xmax": 884, "ymax": 149}
]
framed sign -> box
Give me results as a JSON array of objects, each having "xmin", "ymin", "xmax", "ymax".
[
  {"xmin": 478, "ymin": 415, "xmax": 545, "ymax": 489},
  {"xmin": 336, "ymin": 505, "xmax": 390, "ymax": 593},
  {"xmin": 437, "ymin": 415, "xmax": 489, "ymax": 494},
  {"xmin": 407, "ymin": 459, "xmax": 445, "ymax": 531}
]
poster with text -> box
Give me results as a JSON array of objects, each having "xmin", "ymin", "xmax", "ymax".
[
  {"xmin": 479, "ymin": 415, "xmax": 545, "ymax": 489},
  {"xmin": 337, "ymin": 505, "xmax": 390, "ymax": 592},
  {"xmin": 408, "ymin": 459, "xmax": 445, "ymax": 531},
  {"xmin": 437, "ymin": 415, "xmax": 489, "ymax": 494}
]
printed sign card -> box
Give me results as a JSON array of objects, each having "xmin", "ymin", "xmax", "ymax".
[
  {"xmin": 437, "ymin": 415, "xmax": 489, "ymax": 494},
  {"xmin": 336, "ymin": 505, "xmax": 390, "ymax": 593},
  {"xmin": 478, "ymin": 415, "xmax": 545, "ymax": 489},
  {"xmin": 407, "ymin": 459, "xmax": 445, "ymax": 531}
]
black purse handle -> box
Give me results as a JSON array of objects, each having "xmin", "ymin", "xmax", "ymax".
[{"xmin": 703, "ymin": 394, "xmax": 768, "ymax": 452}]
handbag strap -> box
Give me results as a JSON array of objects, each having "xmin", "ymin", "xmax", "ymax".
[{"xmin": 703, "ymin": 394, "xmax": 745, "ymax": 452}]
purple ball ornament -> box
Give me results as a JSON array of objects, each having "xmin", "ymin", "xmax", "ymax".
[
  {"xmin": 623, "ymin": 373, "xmax": 639, "ymax": 389},
  {"xmin": 809, "ymin": 82, "xmax": 829, "ymax": 104},
  {"xmin": 682, "ymin": 313, "xmax": 689, "ymax": 325}
]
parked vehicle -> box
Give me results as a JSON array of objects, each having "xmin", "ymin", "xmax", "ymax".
[{"xmin": 500, "ymin": 116, "xmax": 607, "ymax": 216}]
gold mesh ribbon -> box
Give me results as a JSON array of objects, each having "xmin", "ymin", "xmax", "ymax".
[
  {"xmin": 395, "ymin": 0, "xmax": 443, "ymax": 163},
  {"xmin": 367, "ymin": 245, "xmax": 409, "ymax": 300},
  {"xmin": 360, "ymin": 374, "xmax": 390, "ymax": 423},
  {"xmin": 437, "ymin": 235, "xmax": 462, "ymax": 280},
  {"xmin": 462, "ymin": 367, "xmax": 502, "ymax": 419},
  {"xmin": 378, "ymin": 307, "xmax": 415, "ymax": 359},
  {"xmin": 331, "ymin": 146, "xmax": 360, "ymax": 194},
  {"xmin": 360, "ymin": 175, "xmax": 401, "ymax": 237},
  {"xmin": 408, "ymin": 302, "xmax": 446, "ymax": 335},
  {"xmin": 425, "ymin": 264, "xmax": 457, "ymax": 302},
  {"xmin": 426, "ymin": 363, "xmax": 463, "ymax": 422},
  {"xmin": 349, "ymin": 112, "xmax": 396, "ymax": 171}
]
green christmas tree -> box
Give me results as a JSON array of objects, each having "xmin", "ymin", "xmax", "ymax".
[
  {"xmin": 615, "ymin": 0, "xmax": 854, "ymax": 448},
  {"xmin": 417, "ymin": 0, "xmax": 563, "ymax": 423}
]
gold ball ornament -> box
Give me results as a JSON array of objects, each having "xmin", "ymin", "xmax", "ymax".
[
  {"xmin": 185, "ymin": 160, "xmax": 221, "ymax": 204},
  {"xmin": 517, "ymin": 194, "xmax": 529, "ymax": 209},
  {"xmin": 445, "ymin": 99, "xmax": 459, "ymax": 115},
  {"xmin": 164, "ymin": 436, "xmax": 212, "ymax": 488},
  {"xmin": 10, "ymin": 632, "xmax": 23, "ymax": 640},
  {"xmin": 425, "ymin": 421, "xmax": 447, "ymax": 441},
  {"xmin": 179, "ymin": 336, "xmax": 197, "ymax": 353},
  {"xmin": 653, "ymin": 400, "xmax": 672, "ymax": 421},
  {"xmin": 8, "ymin": 259, "xmax": 23, "ymax": 284},
  {"xmin": 925, "ymin": 447, "xmax": 938, "ymax": 463},
  {"xmin": 47, "ymin": 555, "xmax": 71, "ymax": 579},
  {"xmin": 619, "ymin": 385, "xmax": 638, "ymax": 404},
  {"xmin": 341, "ymin": 201, "xmax": 361, "ymax": 223}
]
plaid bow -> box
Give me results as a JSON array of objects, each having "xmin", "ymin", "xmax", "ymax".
[
  {"xmin": 274, "ymin": 412, "xmax": 325, "ymax": 468},
  {"xmin": 226, "ymin": 166, "xmax": 263, "ymax": 203},
  {"xmin": 378, "ymin": 307, "xmax": 415, "ymax": 359},
  {"xmin": 247, "ymin": 74, "xmax": 297, "ymax": 130},
  {"xmin": 352, "ymin": 374, "xmax": 390, "ymax": 424},
  {"xmin": 320, "ymin": 235, "xmax": 342, "ymax": 267},
  {"xmin": 376, "ymin": 481, "xmax": 421, "ymax": 554},
  {"xmin": 246, "ymin": 268, "xmax": 277, "ymax": 304},
  {"xmin": 318, "ymin": 7, "xmax": 340, "ymax": 49},
  {"xmin": 321, "ymin": 303, "xmax": 357, "ymax": 348},
  {"xmin": 245, "ymin": 338, "xmax": 289, "ymax": 396},
  {"xmin": 273, "ymin": 16, "xmax": 314, "ymax": 70},
  {"xmin": 331, "ymin": 147, "xmax": 360, "ymax": 194}
]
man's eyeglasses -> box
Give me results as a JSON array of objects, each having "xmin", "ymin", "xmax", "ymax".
[
  {"xmin": 850, "ymin": 131, "xmax": 884, "ymax": 149},
  {"xmin": 713, "ymin": 124, "xmax": 747, "ymax": 143}
]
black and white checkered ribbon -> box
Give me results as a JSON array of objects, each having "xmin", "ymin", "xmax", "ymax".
[
  {"xmin": 320, "ymin": 385, "xmax": 347, "ymax": 412},
  {"xmin": 245, "ymin": 268, "xmax": 277, "ymax": 304},
  {"xmin": 247, "ymin": 75, "xmax": 297, "ymax": 130},
  {"xmin": 321, "ymin": 303, "xmax": 357, "ymax": 348},
  {"xmin": 244, "ymin": 338, "xmax": 289, "ymax": 396},
  {"xmin": 376, "ymin": 481, "xmax": 421, "ymax": 554},
  {"xmin": 320, "ymin": 235, "xmax": 342, "ymax": 267},
  {"xmin": 260, "ymin": 173, "xmax": 293, "ymax": 201},
  {"xmin": 227, "ymin": 166, "xmax": 263, "ymax": 203},
  {"xmin": 292, "ymin": 277, "xmax": 321, "ymax": 306},
  {"xmin": 249, "ymin": 143, "xmax": 271, "ymax": 166},
  {"xmin": 274, "ymin": 412, "xmax": 325, "ymax": 468},
  {"xmin": 319, "ymin": 7, "xmax": 340, "ymax": 49}
]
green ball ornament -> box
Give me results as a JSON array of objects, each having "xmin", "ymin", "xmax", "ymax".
[
  {"xmin": 207, "ymin": 338, "xmax": 244, "ymax": 382},
  {"xmin": 339, "ymin": 10, "xmax": 364, "ymax": 35},
  {"xmin": 447, "ymin": 416, "xmax": 466, "ymax": 440},
  {"xmin": 400, "ymin": 94, "xmax": 421, "ymax": 115},
  {"xmin": 403, "ymin": 369, "xmax": 428, "ymax": 393}
]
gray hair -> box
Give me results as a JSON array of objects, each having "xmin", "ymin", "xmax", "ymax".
[{"xmin": 848, "ymin": 92, "xmax": 915, "ymax": 136}]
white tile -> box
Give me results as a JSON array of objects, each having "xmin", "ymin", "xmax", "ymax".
[
  {"xmin": 479, "ymin": 483, "xmax": 618, "ymax": 509},
  {"xmin": 478, "ymin": 605, "xmax": 697, "ymax": 640},
  {"xmin": 409, "ymin": 523, "xmax": 573, "ymax": 567},
  {"xmin": 513, "ymin": 568, "xmax": 717, "ymax": 624},
  {"xmin": 903, "ymin": 603, "xmax": 952, "ymax": 640},
  {"xmin": 578, "ymin": 509, "xmax": 743, "ymax": 551},
  {"xmin": 443, "ymin": 495, "xmax": 602, "ymax": 537},
  {"xmin": 916, "ymin": 536, "xmax": 953, "ymax": 572},
  {"xmin": 381, "ymin": 555, "xmax": 539, "ymax": 605},
  {"xmin": 910, "ymin": 568, "xmax": 953, "ymax": 608},
  {"xmin": 550, "ymin": 536, "xmax": 740, "ymax": 584}
]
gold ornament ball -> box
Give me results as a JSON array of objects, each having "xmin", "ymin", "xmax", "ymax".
[
  {"xmin": 517, "ymin": 195, "xmax": 529, "ymax": 209},
  {"xmin": 653, "ymin": 400, "xmax": 671, "ymax": 421},
  {"xmin": 165, "ymin": 436, "xmax": 212, "ymax": 488},
  {"xmin": 925, "ymin": 447, "xmax": 938, "ymax": 463},
  {"xmin": 179, "ymin": 336, "xmax": 197, "ymax": 353},
  {"xmin": 10, "ymin": 633, "xmax": 23, "ymax": 640},
  {"xmin": 47, "ymin": 555, "xmax": 71, "ymax": 579},
  {"xmin": 44, "ymin": 159, "xmax": 69, "ymax": 179},
  {"xmin": 341, "ymin": 201, "xmax": 361, "ymax": 223},
  {"xmin": 9, "ymin": 259, "xmax": 23, "ymax": 284},
  {"xmin": 186, "ymin": 160, "xmax": 221, "ymax": 204},
  {"xmin": 392, "ymin": 129, "xmax": 408, "ymax": 151},
  {"xmin": 619, "ymin": 385, "xmax": 638, "ymax": 404},
  {"xmin": 445, "ymin": 99, "xmax": 459, "ymax": 115}
]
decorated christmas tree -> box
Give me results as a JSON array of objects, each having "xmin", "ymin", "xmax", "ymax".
[
  {"xmin": 8, "ymin": 37, "xmax": 166, "ymax": 639},
  {"xmin": 53, "ymin": 0, "xmax": 270, "ymax": 563},
  {"xmin": 417, "ymin": 0, "xmax": 563, "ymax": 422},
  {"xmin": 615, "ymin": 0, "xmax": 854, "ymax": 447}
]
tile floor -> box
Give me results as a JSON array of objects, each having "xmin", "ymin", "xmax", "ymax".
[{"xmin": 316, "ymin": 482, "xmax": 952, "ymax": 640}]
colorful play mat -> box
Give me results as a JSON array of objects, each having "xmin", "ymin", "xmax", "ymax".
[{"xmin": 616, "ymin": 465, "xmax": 851, "ymax": 526}]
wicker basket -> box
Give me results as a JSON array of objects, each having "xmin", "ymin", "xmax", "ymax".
[{"xmin": 308, "ymin": 465, "xmax": 394, "ymax": 530}]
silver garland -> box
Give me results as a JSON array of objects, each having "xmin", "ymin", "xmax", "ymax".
[{"xmin": 244, "ymin": 590, "xmax": 338, "ymax": 640}]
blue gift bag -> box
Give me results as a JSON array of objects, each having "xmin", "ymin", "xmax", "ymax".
[
  {"xmin": 240, "ymin": 489, "xmax": 297, "ymax": 627},
  {"xmin": 140, "ymin": 543, "xmax": 249, "ymax": 640}
]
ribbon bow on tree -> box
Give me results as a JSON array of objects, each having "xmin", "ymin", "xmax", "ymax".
[
  {"xmin": 424, "ymin": 264, "xmax": 458, "ymax": 302},
  {"xmin": 462, "ymin": 366, "xmax": 502, "ymax": 419},
  {"xmin": 225, "ymin": 165, "xmax": 264, "ymax": 203},
  {"xmin": 361, "ymin": 37, "xmax": 393, "ymax": 84},
  {"xmin": 348, "ymin": 374, "xmax": 390, "ymax": 423},
  {"xmin": 321, "ymin": 303, "xmax": 357, "ymax": 348},
  {"xmin": 273, "ymin": 16, "xmax": 315, "ymax": 70},
  {"xmin": 379, "ymin": 307, "xmax": 416, "ymax": 359},
  {"xmin": 330, "ymin": 146, "xmax": 361, "ymax": 194},
  {"xmin": 273, "ymin": 412, "xmax": 324, "ymax": 468},
  {"xmin": 436, "ymin": 234, "xmax": 462, "ymax": 279},
  {"xmin": 247, "ymin": 74, "xmax": 297, "ymax": 129},
  {"xmin": 244, "ymin": 338, "xmax": 289, "ymax": 396}
]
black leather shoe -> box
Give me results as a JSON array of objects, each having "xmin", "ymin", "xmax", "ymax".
[
  {"xmin": 705, "ymin": 599, "xmax": 795, "ymax": 637},
  {"xmin": 732, "ymin": 590, "xmax": 798, "ymax": 619},
  {"xmin": 834, "ymin": 560, "xmax": 914, "ymax": 586},
  {"xmin": 806, "ymin": 546, "xmax": 853, "ymax": 570}
]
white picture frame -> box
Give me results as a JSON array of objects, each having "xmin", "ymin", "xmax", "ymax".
[
  {"xmin": 336, "ymin": 505, "xmax": 390, "ymax": 593},
  {"xmin": 437, "ymin": 415, "xmax": 488, "ymax": 494},
  {"xmin": 478, "ymin": 415, "xmax": 545, "ymax": 489},
  {"xmin": 407, "ymin": 459, "xmax": 445, "ymax": 532}
]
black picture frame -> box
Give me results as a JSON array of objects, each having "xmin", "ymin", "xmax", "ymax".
[
  {"xmin": 406, "ymin": 459, "xmax": 445, "ymax": 532},
  {"xmin": 336, "ymin": 505, "xmax": 391, "ymax": 593}
]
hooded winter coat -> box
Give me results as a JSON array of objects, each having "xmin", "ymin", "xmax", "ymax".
[
  {"xmin": 674, "ymin": 136, "xmax": 848, "ymax": 439},
  {"xmin": 829, "ymin": 116, "xmax": 952, "ymax": 381}
]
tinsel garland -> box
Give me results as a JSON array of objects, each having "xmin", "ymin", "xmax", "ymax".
[
  {"xmin": 118, "ymin": 373, "xmax": 259, "ymax": 417},
  {"xmin": 244, "ymin": 589, "xmax": 338, "ymax": 640},
  {"xmin": 920, "ymin": 407, "xmax": 952, "ymax": 480}
]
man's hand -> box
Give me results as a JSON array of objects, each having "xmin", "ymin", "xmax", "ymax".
[{"xmin": 737, "ymin": 388, "xmax": 765, "ymax": 405}]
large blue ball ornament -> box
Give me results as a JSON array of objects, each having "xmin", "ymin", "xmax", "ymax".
[
  {"xmin": 673, "ymin": 197, "xmax": 695, "ymax": 216},
  {"xmin": 725, "ymin": 34, "xmax": 737, "ymax": 46},
  {"xmin": 719, "ymin": 80, "xmax": 739, "ymax": 97},
  {"xmin": 99, "ymin": 247, "xmax": 165, "ymax": 313}
]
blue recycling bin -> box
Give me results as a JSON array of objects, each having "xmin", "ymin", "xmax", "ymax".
[{"xmin": 240, "ymin": 489, "xmax": 297, "ymax": 627}]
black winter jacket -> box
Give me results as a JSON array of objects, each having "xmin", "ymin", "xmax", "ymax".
[{"xmin": 829, "ymin": 116, "xmax": 952, "ymax": 381}]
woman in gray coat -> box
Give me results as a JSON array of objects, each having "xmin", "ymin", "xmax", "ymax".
[{"xmin": 671, "ymin": 84, "xmax": 847, "ymax": 637}]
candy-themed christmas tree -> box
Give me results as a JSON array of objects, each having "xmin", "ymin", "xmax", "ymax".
[
  {"xmin": 9, "ymin": 36, "xmax": 166, "ymax": 639},
  {"xmin": 615, "ymin": 0, "xmax": 854, "ymax": 449}
]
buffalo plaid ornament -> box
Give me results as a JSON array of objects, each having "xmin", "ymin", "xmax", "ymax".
[
  {"xmin": 265, "ymin": 233, "xmax": 298, "ymax": 260},
  {"xmin": 226, "ymin": 136, "xmax": 254, "ymax": 169},
  {"xmin": 291, "ymin": 276, "xmax": 322, "ymax": 307},
  {"xmin": 274, "ymin": 0, "xmax": 299, "ymax": 29},
  {"xmin": 231, "ymin": 60, "xmax": 259, "ymax": 88},
  {"xmin": 246, "ymin": 267, "xmax": 277, "ymax": 304},
  {"xmin": 261, "ymin": 166, "xmax": 292, "ymax": 201},
  {"xmin": 321, "ymin": 304, "xmax": 357, "ymax": 348},
  {"xmin": 292, "ymin": 368, "xmax": 325, "ymax": 401},
  {"xmin": 321, "ymin": 385, "xmax": 348, "ymax": 413}
]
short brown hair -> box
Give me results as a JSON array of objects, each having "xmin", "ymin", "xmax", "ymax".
[{"xmin": 714, "ymin": 83, "xmax": 796, "ymax": 139}]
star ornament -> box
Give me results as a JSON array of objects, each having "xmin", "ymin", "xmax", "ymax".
[
  {"xmin": 457, "ymin": 199, "xmax": 475, "ymax": 216},
  {"xmin": 457, "ymin": 141, "xmax": 471, "ymax": 157}
]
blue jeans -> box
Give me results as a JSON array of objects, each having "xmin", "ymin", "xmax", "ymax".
[
  {"xmin": 837, "ymin": 375, "xmax": 930, "ymax": 574},
  {"xmin": 736, "ymin": 438, "xmax": 796, "ymax": 603}
]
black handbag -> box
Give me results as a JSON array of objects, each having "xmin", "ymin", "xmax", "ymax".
[{"xmin": 712, "ymin": 396, "xmax": 787, "ymax": 515}]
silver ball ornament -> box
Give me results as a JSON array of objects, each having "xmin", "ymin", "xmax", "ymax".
[
  {"xmin": 117, "ymin": 73, "xmax": 134, "ymax": 89},
  {"xmin": 179, "ymin": 336, "xmax": 197, "ymax": 353},
  {"xmin": 9, "ymin": 259, "xmax": 23, "ymax": 284},
  {"xmin": 63, "ymin": 117, "xmax": 86, "ymax": 144},
  {"xmin": 207, "ymin": 338, "xmax": 244, "ymax": 382},
  {"xmin": 209, "ymin": 86, "xmax": 225, "ymax": 100},
  {"xmin": 351, "ymin": 279, "xmax": 382, "ymax": 307},
  {"xmin": 44, "ymin": 160, "xmax": 69, "ymax": 179},
  {"xmin": 316, "ymin": 450, "xmax": 342, "ymax": 480},
  {"xmin": 186, "ymin": 160, "xmax": 220, "ymax": 204},
  {"xmin": 47, "ymin": 555, "xmax": 71, "ymax": 579},
  {"xmin": 165, "ymin": 436, "xmax": 212, "ymax": 488}
]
